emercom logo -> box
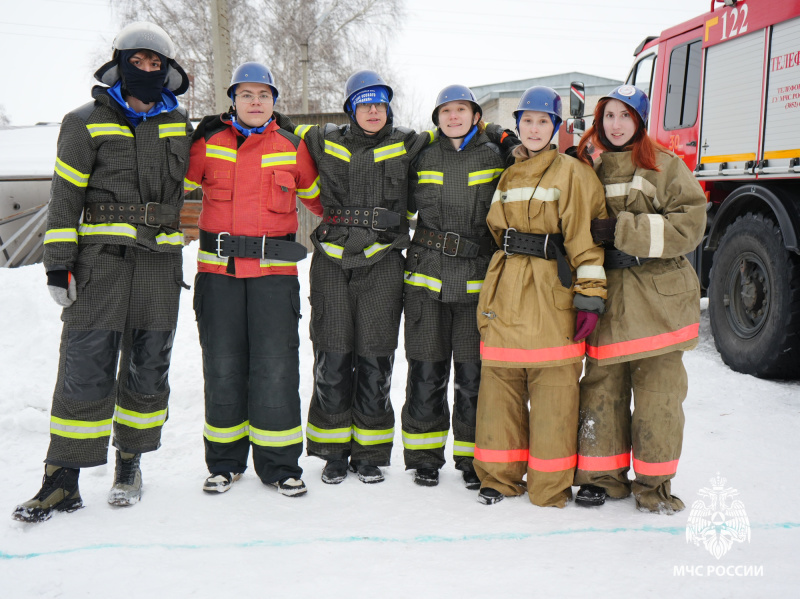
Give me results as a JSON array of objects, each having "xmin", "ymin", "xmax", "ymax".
[{"xmin": 685, "ymin": 474, "xmax": 751, "ymax": 559}]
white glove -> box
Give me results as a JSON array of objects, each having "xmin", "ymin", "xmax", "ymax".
[{"xmin": 47, "ymin": 271, "xmax": 77, "ymax": 307}]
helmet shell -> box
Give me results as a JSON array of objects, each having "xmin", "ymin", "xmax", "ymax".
[
  {"xmin": 112, "ymin": 21, "xmax": 177, "ymax": 59},
  {"xmin": 601, "ymin": 85, "xmax": 649, "ymax": 124},
  {"xmin": 228, "ymin": 62, "xmax": 279, "ymax": 101},
  {"xmin": 343, "ymin": 70, "xmax": 393, "ymax": 112},
  {"xmin": 432, "ymin": 84, "xmax": 481, "ymax": 126},
  {"xmin": 513, "ymin": 86, "xmax": 562, "ymax": 126}
]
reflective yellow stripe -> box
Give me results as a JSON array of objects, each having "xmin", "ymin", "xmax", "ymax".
[
  {"xmin": 426, "ymin": 129, "xmax": 436, "ymax": 144},
  {"xmin": 250, "ymin": 425, "xmax": 303, "ymax": 447},
  {"xmin": 324, "ymin": 140, "xmax": 351, "ymax": 162},
  {"xmin": 297, "ymin": 176, "xmax": 320, "ymax": 199},
  {"xmin": 86, "ymin": 123, "xmax": 133, "ymax": 138},
  {"xmin": 321, "ymin": 242, "xmax": 344, "ymax": 259},
  {"xmin": 699, "ymin": 152, "xmax": 757, "ymax": 164},
  {"xmin": 352, "ymin": 425, "xmax": 394, "ymax": 445},
  {"xmin": 468, "ymin": 168, "xmax": 504, "ymax": 186},
  {"xmin": 113, "ymin": 406, "xmax": 168, "ymax": 430},
  {"xmin": 404, "ymin": 270, "xmax": 442, "ymax": 292},
  {"xmin": 407, "ymin": 210, "xmax": 416, "ymax": 219},
  {"xmin": 54, "ymin": 157, "xmax": 89, "ymax": 187},
  {"xmin": 364, "ymin": 242, "xmax": 390, "ymax": 258},
  {"xmin": 374, "ymin": 142, "xmax": 406, "ymax": 162},
  {"xmin": 453, "ymin": 440, "xmax": 475, "ymax": 457},
  {"xmin": 156, "ymin": 231, "xmax": 184, "ymax": 246},
  {"xmin": 418, "ymin": 171, "xmax": 444, "ymax": 185},
  {"xmin": 402, "ymin": 430, "xmax": 448, "ymax": 450},
  {"xmin": 50, "ymin": 415, "xmax": 112, "ymax": 439},
  {"xmin": 44, "ymin": 228, "xmax": 78, "ymax": 244},
  {"xmin": 204, "ymin": 421, "xmax": 249, "ymax": 443},
  {"xmin": 197, "ymin": 249, "xmax": 228, "ymax": 267},
  {"xmin": 78, "ymin": 223, "xmax": 137, "ymax": 239},
  {"xmin": 261, "ymin": 152, "xmax": 297, "ymax": 167},
  {"xmin": 206, "ymin": 144, "xmax": 237, "ymax": 162},
  {"xmin": 294, "ymin": 125, "xmax": 313, "ymax": 140},
  {"xmin": 306, "ymin": 423, "xmax": 352, "ymax": 444},
  {"xmin": 466, "ymin": 279, "xmax": 483, "ymax": 294},
  {"xmin": 184, "ymin": 178, "xmax": 200, "ymax": 192},
  {"xmin": 260, "ymin": 259, "xmax": 297, "ymax": 268},
  {"xmin": 159, "ymin": 123, "xmax": 186, "ymax": 138}
]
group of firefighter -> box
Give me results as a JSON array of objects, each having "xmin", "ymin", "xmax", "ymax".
[{"xmin": 13, "ymin": 21, "xmax": 707, "ymax": 523}]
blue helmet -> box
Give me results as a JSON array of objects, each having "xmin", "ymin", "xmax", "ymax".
[
  {"xmin": 343, "ymin": 70, "xmax": 393, "ymax": 112},
  {"xmin": 513, "ymin": 86, "xmax": 563, "ymax": 131},
  {"xmin": 227, "ymin": 62, "xmax": 279, "ymax": 102},
  {"xmin": 602, "ymin": 85, "xmax": 649, "ymax": 125},
  {"xmin": 432, "ymin": 84, "xmax": 481, "ymax": 126}
]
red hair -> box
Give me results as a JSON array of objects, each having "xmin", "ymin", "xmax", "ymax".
[{"xmin": 577, "ymin": 97, "xmax": 666, "ymax": 171}]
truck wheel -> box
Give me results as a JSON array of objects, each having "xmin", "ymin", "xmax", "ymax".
[{"xmin": 708, "ymin": 213, "xmax": 800, "ymax": 378}]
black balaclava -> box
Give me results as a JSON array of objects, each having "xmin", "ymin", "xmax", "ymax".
[{"xmin": 119, "ymin": 49, "xmax": 168, "ymax": 103}]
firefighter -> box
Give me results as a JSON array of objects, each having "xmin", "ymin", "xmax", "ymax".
[
  {"xmin": 573, "ymin": 85, "xmax": 706, "ymax": 514},
  {"xmin": 401, "ymin": 85, "xmax": 511, "ymax": 489},
  {"xmin": 184, "ymin": 62, "xmax": 322, "ymax": 497},
  {"xmin": 273, "ymin": 71, "xmax": 517, "ymax": 485},
  {"xmin": 473, "ymin": 86, "xmax": 608, "ymax": 508},
  {"xmin": 12, "ymin": 22, "xmax": 192, "ymax": 522}
]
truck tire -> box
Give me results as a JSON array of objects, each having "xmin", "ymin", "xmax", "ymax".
[{"xmin": 708, "ymin": 212, "xmax": 800, "ymax": 378}]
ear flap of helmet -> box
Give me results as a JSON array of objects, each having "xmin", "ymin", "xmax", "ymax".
[{"xmin": 165, "ymin": 59, "xmax": 190, "ymax": 96}]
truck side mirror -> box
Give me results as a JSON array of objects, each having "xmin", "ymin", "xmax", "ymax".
[
  {"xmin": 565, "ymin": 118, "xmax": 585, "ymax": 135},
  {"xmin": 570, "ymin": 81, "xmax": 585, "ymax": 117}
]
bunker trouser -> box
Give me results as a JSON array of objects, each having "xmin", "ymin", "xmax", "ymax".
[
  {"xmin": 46, "ymin": 244, "xmax": 182, "ymax": 468},
  {"xmin": 401, "ymin": 360, "xmax": 479, "ymax": 471},
  {"xmin": 474, "ymin": 363, "xmax": 581, "ymax": 508},
  {"xmin": 305, "ymin": 250, "xmax": 403, "ymax": 466},
  {"xmin": 574, "ymin": 351, "xmax": 687, "ymax": 511},
  {"xmin": 195, "ymin": 272, "xmax": 303, "ymax": 484}
]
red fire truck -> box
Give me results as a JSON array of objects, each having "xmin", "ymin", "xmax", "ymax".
[{"xmin": 614, "ymin": 0, "xmax": 800, "ymax": 378}]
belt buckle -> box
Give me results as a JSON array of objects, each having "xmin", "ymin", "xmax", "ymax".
[
  {"xmin": 442, "ymin": 232, "xmax": 460, "ymax": 257},
  {"xmin": 371, "ymin": 206, "xmax": 387, "ymax": 231},
  {"xmin": 503, "ymin": 228, "xmax": 516, "ymax": 256},
  {"xmin": 543, "ymin": 233, "xmax": 550, "ymax": 260},
  {"xmin": 144, "ymin": 202, "xmax": 160, "ymax": 228},
  {"xmin": 216, "ymin": 232, "xmax": 230, "ymax": 258}
]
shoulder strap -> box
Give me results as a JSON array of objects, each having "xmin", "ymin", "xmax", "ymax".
[{"xmin": 275, "ymin": 127, "xmax": 301, "ymax": 149}]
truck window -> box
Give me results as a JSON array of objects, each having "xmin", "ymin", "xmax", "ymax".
[
  {"xmin": 664, "ymin": 40, "xmax": 702, "ymax": 130},
  {"xmin": 627, "ymin": 53, "xmax": 655, "ymax": 98}
]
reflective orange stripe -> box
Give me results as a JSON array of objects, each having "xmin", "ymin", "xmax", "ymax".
[
  {"xmin": 633, "ymin": 457, "xmax": 679, "ymax": 476},
  {"xmin": 528, "ymin": 454, "xmax": 577, "ymax": 472},
  {"xmin": 585, "ymin": 324, "xmax": 699, "ymax": 360},
  {"xmin": 474, "ymin": 447, "xmax": 528, "ymax": 462},
  {"xmin": 480, "ymin": 341, "xmax": 585, "ymax": 363},
  {"xmin": 577, "ymin": 452, "xmax": 631, "ymax": 471}
]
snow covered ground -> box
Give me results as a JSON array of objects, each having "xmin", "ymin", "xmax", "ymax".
[{"xmin": 1, "ymin": 243, "xmax": 797, "ymax": 598}]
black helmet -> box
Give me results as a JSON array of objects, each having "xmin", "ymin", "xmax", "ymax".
[{"xmin": 94, "ymin": 21, "xmax": 190, "ymax": 95}]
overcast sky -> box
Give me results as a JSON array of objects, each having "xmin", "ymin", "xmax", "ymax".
[{"xmin": 0, "ymin": 0, "xmax": 709, "ymax": 127}]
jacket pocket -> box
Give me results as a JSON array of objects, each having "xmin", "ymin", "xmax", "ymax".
[
  {"xmin": 209, "ymin": 188, "xmax": 232, "ymax": 201},
  {"xmin": 167, "ymin": 136, "xmax": 190, "ymax": 182},
  {"xmin": 653, "ymin": 266, "xmax": 698, "ymax": 296},
  {"xmin": 268, "ymin": 170, "xmax": 297, "ymax": 213},
  {"xmin": 552, "ymin": 285, "xmax": 574, "ymax": 310},
  {"xmin": 310, "ymin": 290, "xmax": 325, "ymax": 321}
]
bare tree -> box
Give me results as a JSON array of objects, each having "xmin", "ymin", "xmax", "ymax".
[
  {"xmin": 0, "ymin": 105, "xmax": 9, "ymax": 127},
  {"xmin": 114, "ymin": 0, "xmax": 404, "ymax": 118}
]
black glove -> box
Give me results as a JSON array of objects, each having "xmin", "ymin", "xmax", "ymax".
[
  {"xmin": 590, "ymin": 218, "xmax": 617, "ymax": 243},
  {"xmin": 47, "ymin": 270, "xmax": 76, "ymax": 307}
]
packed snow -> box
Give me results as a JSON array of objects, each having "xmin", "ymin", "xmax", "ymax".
[{"xmin": 0, "ymin": 243, "xmax": 797, "ymax": 597}]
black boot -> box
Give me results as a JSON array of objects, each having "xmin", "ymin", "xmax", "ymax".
[
  {"xmin": 462, "ymin": 469, "xmax": 481, "ymax": 491},
  {"xmin": 575, "ymin": 484, "xmax": 607, "ymax": 507},
  {"xmin": 13, "ymin": 465, "xmax": 83, "ymax": 523},
  {"xmin": 478, "ymin": 487, "xmax": 504, "ymax": 505},
  {"xmin": 414, "ymin": 468, "xmax": 439, "ymax": 487},
  {"xmin": 321, "ymin": 459, "xmax": 349, "ymax": 484}
]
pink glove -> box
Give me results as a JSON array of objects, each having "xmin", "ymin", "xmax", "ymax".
[{"xmin": 574, "ymin": 311, "xmax": 599, "ymax": 342}]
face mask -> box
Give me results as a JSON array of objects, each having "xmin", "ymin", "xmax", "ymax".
[{"xmin": 119, "ymin": 50, "xmax": 168, "ymax": 103}]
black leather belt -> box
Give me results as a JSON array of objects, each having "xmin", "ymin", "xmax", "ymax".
[
  {"xmin": 604, "ymin": 248, "xmax": 653, "ymax": 269},
  {"xmin": 84, "ymin": 202, "xmax": 180, "ymax": 228},
  {"xmin": 199, "ymin": 229, "xmax": 307, "ymax": 262},
  {"xmin": 412, "ymin": 226, "xmax": 495, "ymax": 258},
  {"xmin": 502, "ymin": 228, "xmax": 572, "ymax": 288},
  {"xmin": 322, "ymin": 206, "xmax": 402, "ymax": 231}
]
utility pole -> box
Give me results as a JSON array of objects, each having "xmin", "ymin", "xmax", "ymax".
[
  {"xmin": 301, "ymin": 41, "xmax": 309, "ymax": 114},
  {"xmin": 210, "ymin": 0, "xmax": 232, "ymax": 114}
]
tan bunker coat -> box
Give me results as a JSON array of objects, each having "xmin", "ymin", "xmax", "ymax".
[
  {"xmin": 474, "ymin": 146, "xmax": 606, "ymax": 507},
  {"xmin": 575, "ymin": 149, "xmax": 707, "ymax": 512}
]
